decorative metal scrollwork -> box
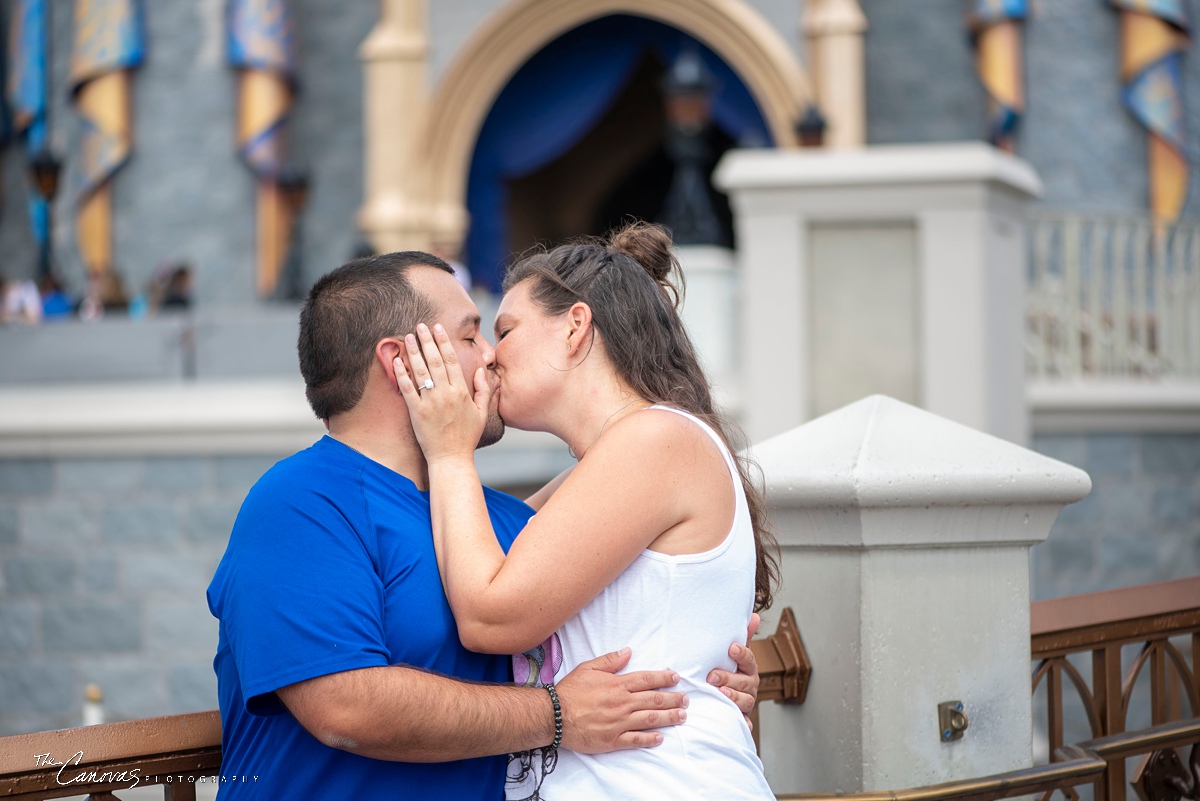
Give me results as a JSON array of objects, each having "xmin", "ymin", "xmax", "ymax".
[{"xmin": 1132, "ymin": 744, "xmax": 1200, "ymax": 801}]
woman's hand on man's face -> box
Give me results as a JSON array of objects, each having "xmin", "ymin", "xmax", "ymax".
[{"xmin": 394, "ymin": 322, "xmax": 494, "ymax": 463}]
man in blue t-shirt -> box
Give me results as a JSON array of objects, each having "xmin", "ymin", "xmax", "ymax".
[{"xmin": 207, "ymin": 252, "xmax": 760, "ymax": 799}]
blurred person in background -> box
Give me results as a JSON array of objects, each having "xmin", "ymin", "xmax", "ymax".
[
  {"xmin": 2, "ymin": 272, "xmax": 43, "ymax": 324},
  {"xmin": 38, "ymin": 274, "xmax": 74, "ymax": 321},
  {"xmin": 80, "ymin": 270, "xmax": 130, "ymax": 321}
]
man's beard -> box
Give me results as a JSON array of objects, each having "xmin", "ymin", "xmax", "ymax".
[
  {"xmin": 476, "ymin": 373, "xmax": 505, "ymax": 449},
  {"xmin": 476, "ymin": 409, "xmax": 505, "ymax": 449}
]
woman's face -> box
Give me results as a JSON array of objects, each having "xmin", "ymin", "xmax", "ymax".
[{"xmin": 492, "ymin": 281, "xmax": 567, "ymax": 431}]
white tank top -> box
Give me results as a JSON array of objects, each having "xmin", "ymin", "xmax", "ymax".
[{"xmin": 506, "ymin": 406, "xmax": 773, "ymax": 800}]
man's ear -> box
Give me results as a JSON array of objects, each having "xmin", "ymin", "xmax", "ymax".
[
  {"xmin": 375, "ymin": 338, "xmax": 406, "ymax": 388},
  {"xmin": 565, "ymin": 302, "xmax": 593, "ymax": 357}
]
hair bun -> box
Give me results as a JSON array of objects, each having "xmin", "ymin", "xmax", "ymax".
[{"xmin": 606, "ymin": 221, "xmax": 683, "ymax": 307}]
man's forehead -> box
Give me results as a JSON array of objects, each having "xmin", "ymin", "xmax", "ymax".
[{"xmin": 409, "ymin": 264, "xmax": 480, "ymax": 327}]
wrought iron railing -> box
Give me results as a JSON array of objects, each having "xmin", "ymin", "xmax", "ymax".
[
  {"xmin": 777, "ymin": 717, "xmax": 1200, "ymax": 801},
  {"xmin": 1027, "ymin": 214, "xmax": 1200, "ymax": 379},
  {"xmin": 1, "ymin": 582, "xmax": 1197, "ymax": 801},
  {"xmin": 1030, "ymin": 576, "xmax": 1200, "ymax": 801}
]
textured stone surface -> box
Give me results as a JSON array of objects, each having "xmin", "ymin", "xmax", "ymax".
[
  {"xmin": 80, "ymin": 555, "xmax": 119, "ymax": 593},
  {"xmin": 1032, "ymin": 431, "xmax": 1200, "ymax": 600},
  {"xmin": 0, "ymin": 664, "xmax": 75, "ymax": 714},
  {"xmin": 1086, "ymin": 435, "xmax": 1136, "ymax": 477},
  {"xmin": 1142, "ymin": 434, "xmax": 1200, "ymax": 474},
  {"xmin": 43, "ymin": 603, "xmax": 142, "ymax": 653},
  {"xmin": 0, "ymin": 460, "xmax": 54, "ymax": 495},
  {"xmin": 863, "ymin": 0, "xmax": 983, "ymax": 145},
  {"xmin": 1152, "ymin": 486, "xmax": 1197, "ymax": 522},
  {"xmin": 3, "ymin": 556, "xmax": 76, "ymax": 595},
  {"xmin": 81, "ymin": 662, "xmax": 165, "ymax": 721},
  {"xmin": 1033, "ymin": 435, "xmax": 1087, "ymax": 471},
  {"xmin": 102, "ymin": 504, "xmax": 182, "ymax": 546},
  {"xmin": 142, "ymin": 457, "xmax": 212, "ymax": 492},
  {"xmin": 0, "ymin": 601, "xmax": 38, "ymax": 653},
  {"xmin": 187, "ymin": 500, "xmax": 240, "ymax": 543},
  {"xmin": 1022, "ymin": 0, "xmax": 1146, "ymax": 213},
  {"xmin": 0, "ymin": 507, "xmax": 18, "ymax": 545},
  {"xmin": 168, "ymin": 663, "xmax": 220, "ymax": 714},
  {"xmin": 58, "ymin": 459, "xmax": 141, "ymax": 493},
  {"xmin": 24, "ymin": 503, "xmax": 98, "ymax": 545},
  {"xmin": 215, "ymin": 455, "xmax": 279, "ymax": 491},
  {"xmin": 122, "ymin": 554, "xmax": 211, "ymax": 594},
  {"xmin": 148, "ymin": 602, "xmax": 219, "ymax": 656}
]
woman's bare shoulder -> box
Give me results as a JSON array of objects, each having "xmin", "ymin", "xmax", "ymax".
[{"xmin": 597, "ymin": 406, "xmax": 722, "ymax": 463}]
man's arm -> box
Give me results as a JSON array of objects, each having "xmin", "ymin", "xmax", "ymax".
[
  {"xmin": 277, "ymin": 648, "xmax": 687, "ymax": 762},
  {"xmin": 523, "ymin": 465, "xmax": 574, "ymax": 511}
]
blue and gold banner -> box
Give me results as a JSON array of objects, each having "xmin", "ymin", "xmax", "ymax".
[
  {"xmin": 227, "ymin": 0, "xmax": 297, "ymax": 178},
  {"xmin": 967, "ymin": 0, "xmax": 1028, "ymax": 151},
  {"xmin": 1110, "ymin": 0, "xmax": 1191, "ymax": 222},
  {"xmin": 8, "ymin": 0, "xmax": 47, "ymax": 147},
  {"xmin": 69, "ymin": 0, "xmax": 144, "ymax": 274},
  {"xmin": 7, "ymin": 0, "xmax": 49, "ymax": 247},
  {"xmin": 69, "ymin": 0, "xmax": 144, "ymax": 202}
]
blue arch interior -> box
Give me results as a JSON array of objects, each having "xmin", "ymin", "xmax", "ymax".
[{"xmin": 465, "ymin": 14, "xmax": 773, "ymax": 290}]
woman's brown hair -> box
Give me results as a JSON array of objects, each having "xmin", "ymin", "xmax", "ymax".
[{"xmin": 503, "ymin": 221, "xmax": 780, "ymax": 612}]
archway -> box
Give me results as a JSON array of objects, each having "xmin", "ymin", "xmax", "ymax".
[
  {"xmin": 419, "ymin": 0, "xmax": 811, "ymax": 250},
  {"xmin": 465, "ymin": 15, "xmax": 770, "ymax": 287}
]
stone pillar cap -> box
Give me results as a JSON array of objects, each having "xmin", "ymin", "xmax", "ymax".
[
  {"xmin": 749, "ymin": 395, "xmax": 1091, "ymax": 509},
  {"xmin": 714, "ymin": 141, "xmax": 1043, "ymax": 197}
]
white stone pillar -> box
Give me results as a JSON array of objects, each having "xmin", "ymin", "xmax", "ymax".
[
  {"xmin": 676, "ymin": 245, "xmax": 739, "ymax": 411},
  {"xmin": 714, "ymin": 142, "xmax": 1043, "ymax": 445},
  {"xmin": 358, "ymin": 0, "xmax": 432, "ymax": 254},
  {"xmin": 801, "ymin": 0, "xmax": 867, "ymax": 148},
  {"xmin": 750, "ymin": 394, "xmax": 1091, "ymax": 795}
]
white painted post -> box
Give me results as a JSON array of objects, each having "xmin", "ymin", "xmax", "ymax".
[
  {"xmin": 750, "ymin": 394, "xmax": 1091, "ymax": 795},
  {"xmin": 715, "ymin": 142, "xmax": 1043, "ymax": 446},
  {"xmin": 676, "ymin": 245, "xmax": 739, "ymax": 410}
]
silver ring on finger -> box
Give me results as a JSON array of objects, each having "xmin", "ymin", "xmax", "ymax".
[{"xmin": 421, "ymin": 378, "xmax": 435, "ymax": 391}]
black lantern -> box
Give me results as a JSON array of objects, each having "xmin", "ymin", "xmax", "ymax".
[
  {"xmin": 796, "ymin": 105, "xmax": 827, "ymax": 148},
  {"xmin": 28, "ymin": 148, "xmax": 63, "ymax": 201}
]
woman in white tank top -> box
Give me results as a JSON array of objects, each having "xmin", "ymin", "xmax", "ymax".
[{"xmin": 396, "ymin": 222, "xmax": 779, "ymax": 800}]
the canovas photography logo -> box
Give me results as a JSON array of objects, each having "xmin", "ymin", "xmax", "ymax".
[
  {"xmin": 32, "ymin": 752, "xmax": 260, "ymax": 790},
  {"xmin": 33, "ymin": 751, "xmax": 143, "ymax": 790}
]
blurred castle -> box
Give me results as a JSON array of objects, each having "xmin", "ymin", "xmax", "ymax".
[{"xmin": 0, "ymin": 0, "xmax": 1196, "ymax": 735}]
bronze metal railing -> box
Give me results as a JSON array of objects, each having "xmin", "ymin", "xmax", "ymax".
[
  {"xmin": 748, "ymin": 606, "xmax": 812, "ymax": 750},
  {"xmin": 1, "ymin": 582, "xmax": 1196, "ymax": 801},
  {"xmin": 777, "ymin": 717, "xmax": 1200, "ymax": 801},
  {"xmin": 1031, "ymin": 576, "xmax": 1200, "ymax": 801},
  {"xmin": 0, "ymin": 710, "xmax": 220, "ymax": 800}
]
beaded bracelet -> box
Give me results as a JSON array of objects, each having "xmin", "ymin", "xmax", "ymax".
[{"xmin": 545, "ymin": 683, "xmax": 563, "ymax": 750}]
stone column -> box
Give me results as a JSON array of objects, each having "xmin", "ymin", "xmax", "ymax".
[
  {"xmin": 676, "ymin": 245, "xmax": 739, "ymax": 411},
  {"xmin": 801, "ymin": 0, "xmax": 867, "ymax": 148},
  {"xmin": 751, "ymin": 394, "xmax": 1091, "ymax": 794},
  {"xmin": 358, "ymin": 0, "xmax": 432, "ymax": 254},
  {"xmin": 714, "ymin": 142, "xmax": 1043, "ymax": 446}
]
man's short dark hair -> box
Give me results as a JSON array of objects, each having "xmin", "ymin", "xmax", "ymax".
[{"xmin": 298, "ymin": 251, "xmax": 454, "ymax": 419}]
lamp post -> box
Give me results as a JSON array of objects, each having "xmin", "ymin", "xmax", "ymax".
[
  {"xmin": 28, "ymin": 147, "xmax": 63, "ymax": 278},
  {"xmin": 660, "ymin": 48, "xmax": 722, "ymax": 246},
  {"xmin": 273, "ymin": 164, "xmax": 310, "ymax": 301}
]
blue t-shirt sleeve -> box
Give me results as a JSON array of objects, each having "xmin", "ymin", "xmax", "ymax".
[
  {"xmin": 482, "ymin": 486, "xmax": 535, "ymax": 554},
  {"xmin": 210, "ymin": 466, "xmax": 390, "ymax": 715}
]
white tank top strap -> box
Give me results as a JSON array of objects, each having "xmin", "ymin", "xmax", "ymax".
[{"xmin": 645, "ymin": 404, "xmax": 741, "ymax": 485}]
